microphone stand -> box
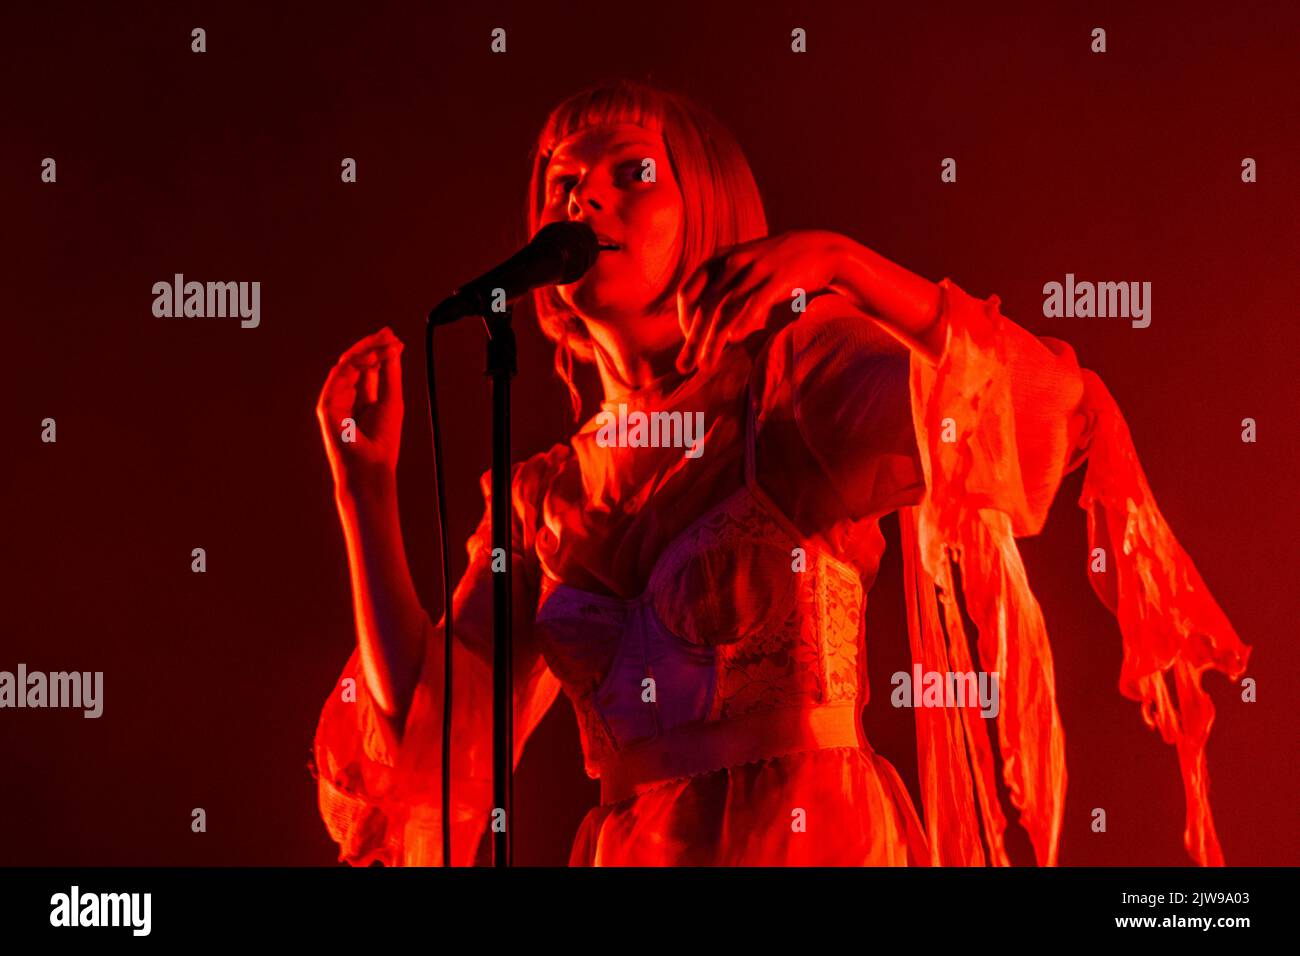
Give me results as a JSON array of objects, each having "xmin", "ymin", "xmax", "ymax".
[
  {"xmin": 424, "ymin": 222, "xmax": 595, "ymax": 867},
  {"xmin": 425, "ymin": 298, "xmax": 516, "ymax": 869},
  {"xmin": 485, "ymin": 307, "xmax": 516, "ymax": 869}
]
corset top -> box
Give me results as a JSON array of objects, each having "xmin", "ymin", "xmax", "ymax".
[{"xmin": 532, "ymin": 379, "xmax": 867, "ymax": 783}]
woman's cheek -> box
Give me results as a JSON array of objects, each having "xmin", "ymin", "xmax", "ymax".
[{"xmin": 641, "ymin": 205, "xmax": 684, "ymax": 287}]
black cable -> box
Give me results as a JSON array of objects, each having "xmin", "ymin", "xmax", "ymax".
[{"xmin": 423, "ymin": 319, "xmax": 454, "ymax": 867}]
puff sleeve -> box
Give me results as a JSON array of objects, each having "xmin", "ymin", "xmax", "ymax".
[{"xmin": 782, "ymin": 295, "xmax": 927, "ymax": 522}]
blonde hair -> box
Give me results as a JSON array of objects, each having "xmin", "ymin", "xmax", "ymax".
[{"xmin": 526, "ymin": 78, "xmax": 768, "ymax": 421}]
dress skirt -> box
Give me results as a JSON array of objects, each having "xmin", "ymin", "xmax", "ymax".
[{"xmin": 568, "ymin": 742, "xmax": 930, "ymax": 866}]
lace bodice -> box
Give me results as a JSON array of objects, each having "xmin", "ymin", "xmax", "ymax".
[{"xmin": 533, "ymin": 381, "xmax": 867, "ymax": 800}]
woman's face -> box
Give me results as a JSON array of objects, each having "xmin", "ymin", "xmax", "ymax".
[{"xmin": 540, "ymin": 123, "xmax": 684, "ymax": 327}]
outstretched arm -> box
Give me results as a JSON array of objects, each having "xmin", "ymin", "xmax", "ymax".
[
  {"xmin": 675, "ymin": 229, "xmax": 947, "ymax": 373},
  {"xmin": 677, "ymin": 231, "xmax": 1248, "ymax": 866}
]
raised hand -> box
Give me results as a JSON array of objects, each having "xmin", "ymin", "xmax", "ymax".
[
  {"xmin": 315, "ymin": 326, "xmax": 406, "ymax": 496},
  {"xmin": 675, "ymin": 229, "xmax": 845, "ymax": 376}
]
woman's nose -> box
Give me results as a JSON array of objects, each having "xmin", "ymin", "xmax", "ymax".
[{"xmin": 568, "ymin": 181, "xmax": 603, "ymax": 216}]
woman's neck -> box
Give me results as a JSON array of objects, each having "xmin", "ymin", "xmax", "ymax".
[{"xmin": 586, "ymin": 315, "xmax": 685, "ymax": 404}]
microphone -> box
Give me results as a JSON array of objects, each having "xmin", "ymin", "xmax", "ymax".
[
  {"xmin": 428, "ymin": 221, "xmax": 600, "ymax": 326},
  {"xmin": 423, "ymin": 220, "xmax": 601, "ymax": 867}
]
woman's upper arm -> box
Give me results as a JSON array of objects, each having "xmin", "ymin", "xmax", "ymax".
[
  {"xmin": 774, "ymin": 296, "xmax": 927, "ymax": 523},
  {"xmin": 775, "ymin": 284, "xmax": 1093, "ymax": 533},
  {"xmin": 346, "ymin": 444, "xmax": 563, "ymax": 767}
]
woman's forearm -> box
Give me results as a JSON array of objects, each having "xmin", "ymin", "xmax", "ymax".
[
  {"xmin": 334, "ymin": 469, "xmax": 433, "ymax": 727},
  {"xmin": 829, "ymin": 240, "xmax": 947, "ymax": 365}
]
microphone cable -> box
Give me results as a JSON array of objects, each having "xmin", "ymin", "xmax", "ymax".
[{"xmin": 423, "ymin": 319, "xmax": 455, "ymax": 867}]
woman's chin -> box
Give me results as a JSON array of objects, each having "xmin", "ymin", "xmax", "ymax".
[{"xmin": 562, "ymin": 286, "xmax": 646, "ymax": 324}]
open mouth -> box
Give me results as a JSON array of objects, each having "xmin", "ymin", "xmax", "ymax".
[{"xmin": 595, "ymin": 235, "xmax": 621, "ymax": 251}]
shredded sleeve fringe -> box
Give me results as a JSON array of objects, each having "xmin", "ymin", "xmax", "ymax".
[{"xmin": 901, "ymin": 278, "xmax": 1249, "ymax": 866}]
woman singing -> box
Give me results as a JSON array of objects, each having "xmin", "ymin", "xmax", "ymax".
[{"xmin": 310, "ymin": 79, "xmax": 1248, "ymax": 867}]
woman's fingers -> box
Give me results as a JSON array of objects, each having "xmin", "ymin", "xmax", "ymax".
[
  {"xmin": 338, "ymin": 326, "xmax": 400, "ymax": 364},
  {"xmin": 698, "ymin": 275, "xmax": 774, "ymax": 372},
  {"xmin": 679, "ymin": 258, "xmax": 729, "ymax": 345},
  {"xmin": 678, "ymin": 259, "xmax": 764, "ymax": 373},
  {"xmin": 728, "ymin": 278, "xmax": 789, "ymax": 365},
  {"xmin": 376, "ymin": 341, "xmax": 404, "ymax": 407},
  {"xmin": 688, "ymin": 310, "xmax": 723, "ymax": 375},
  {"xmin": 677, "ymin": 274, "xmax": 707, "ymax": 351},
  {"xmin": 359, "ymin": 363, "xmax": 379, "ymax": 405},
  {"xmin": 322, "ymin": 343, "xmax": 399, "ymax": 401},
  {"xmin": 316, "ymin": 360, "xmax": 357, "ymax": 423},
  {"xmin": 355, "ymin": 343, "xmax": 402, "ymax": 407},
  {"xmin": 676, "ymin": 285, "xmax": 695, "ymax": 339},
  {"xmin": 317, "ymin": 354, "xmax": 362, "ymax": 412},
  {"xmin": 316, "ymin": 339, "xmax": 402, "ymax": 432},
  {"xmin": 345, "ymin": 342, "xmax": 402, "ymax": 371}
]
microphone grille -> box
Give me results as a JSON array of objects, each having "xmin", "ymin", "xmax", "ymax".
[{"xmin": 535, "ymin": 221, "xmax": 599, "ymax": 283}]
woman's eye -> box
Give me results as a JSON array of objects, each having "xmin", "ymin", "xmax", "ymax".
[{"xmin": 548, "ymin": 162, "xmax": 645, "ymax": 198}]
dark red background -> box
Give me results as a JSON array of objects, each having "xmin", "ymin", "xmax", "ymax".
[{"xmin": 4, "ymin": 1, "xmax": 1296, "ymax": 865}]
